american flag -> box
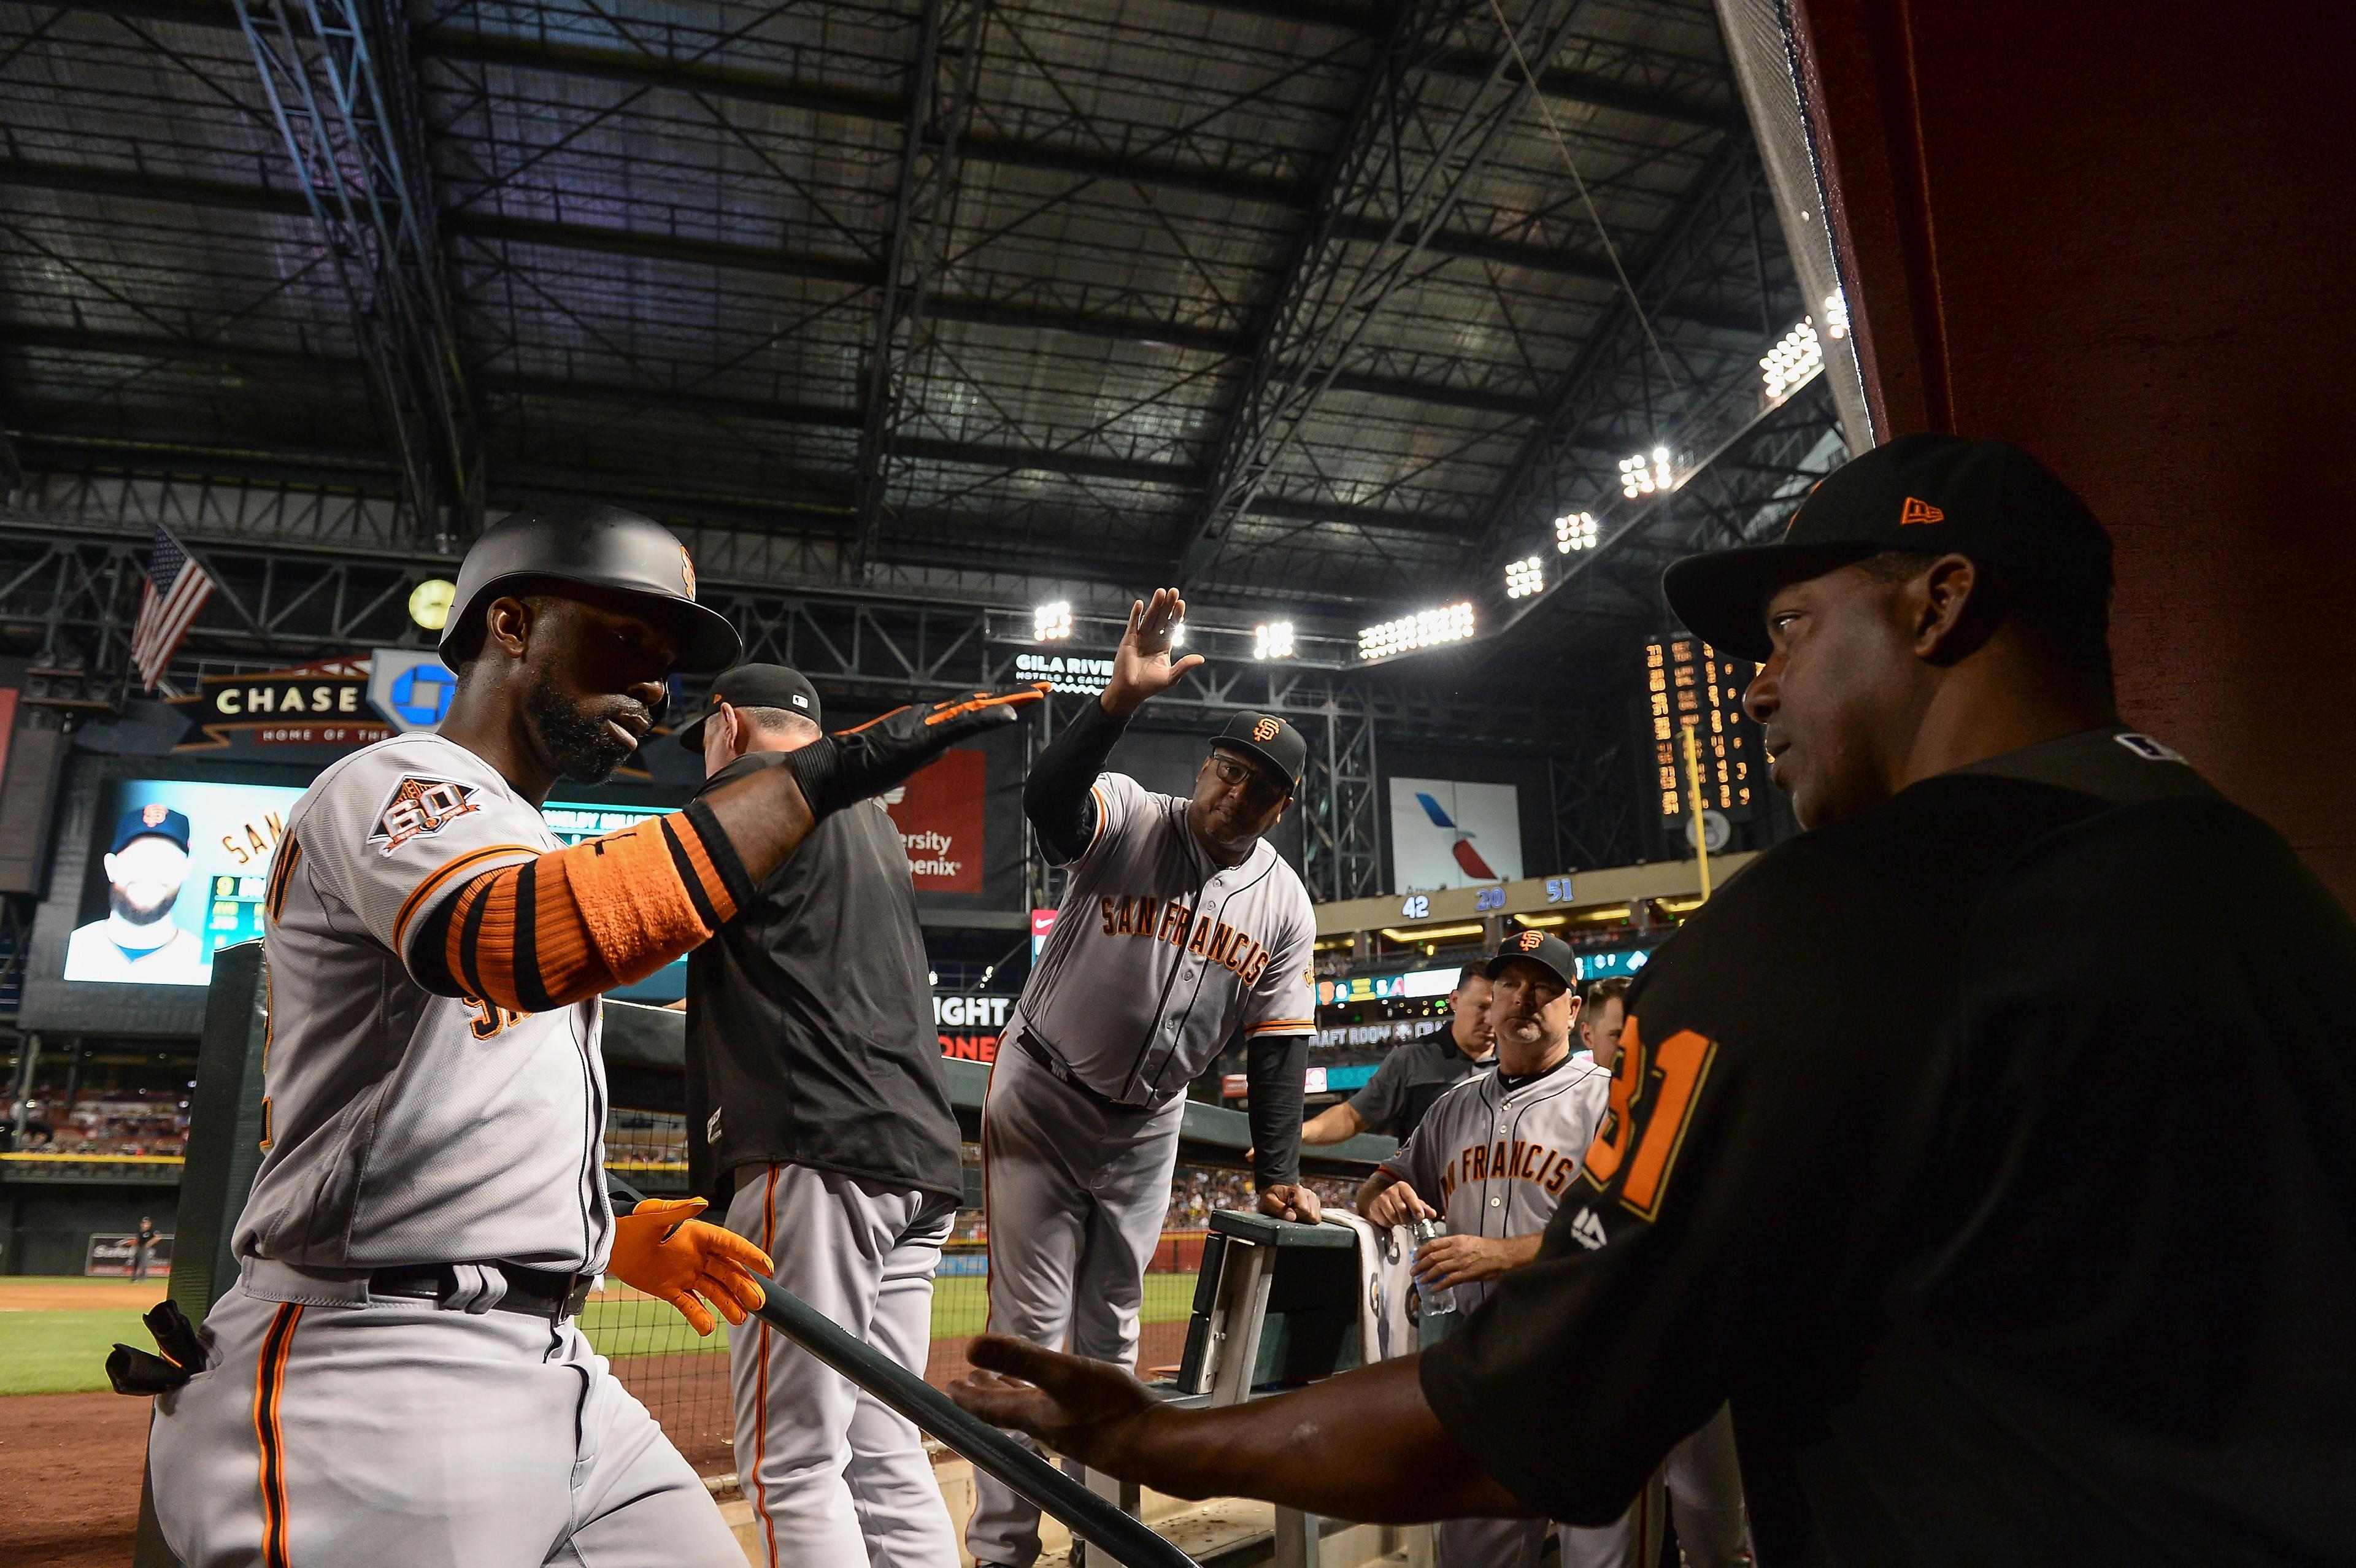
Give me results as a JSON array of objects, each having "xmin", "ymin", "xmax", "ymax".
[{"xmin": 131, "ymin": 528, "xmax": 216, "ymax": 692}]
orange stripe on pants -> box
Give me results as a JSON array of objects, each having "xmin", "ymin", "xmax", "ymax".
[
  {"xmin": 253, "ymin": 1303, "xmax": 302, "ymax": 1568},
  {"xmin": 754, "ymin": 1164, "xmax": 781, "ymax": 1568}
]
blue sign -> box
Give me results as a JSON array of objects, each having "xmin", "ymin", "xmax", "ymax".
[
  {"xmin": 1576, "ymin": 948, "xmax": 1655, "ymax": 980},
  {"xmin": 368, "ymin": 648, "xmax": 460, "ymax": 732}
]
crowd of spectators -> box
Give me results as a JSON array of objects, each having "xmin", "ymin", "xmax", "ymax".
[{"xmin": 6, "ymin": 1093, "xmax": 190, "ymax": 1156}]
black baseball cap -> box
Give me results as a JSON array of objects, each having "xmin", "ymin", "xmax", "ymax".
[
  {"xmin": 1661, "ymin": 434, "xmax": 2113, "ymax": 662},
  {"xmin": 1210, "ymin": 712, "xmax": 1306, "ymax": 791},
  {"xmin": 674, "ymin": 664, "xmax": 823, "ymax": 750},
  {"xmin": 1488, "ymin": 929, "xmax": 1578, "ymax": 990},
  {"xmin": 111, "ymin": 802, "xmax": 192, "ymax": 855}
]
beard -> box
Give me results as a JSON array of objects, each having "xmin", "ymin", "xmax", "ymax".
[
  {"xmin": 110, "ymin": 883, "xmax": 179, "ymax": 926},
  {"xmin": 525, "ymin": 666, "xmax": 650, "ymax": 783}
]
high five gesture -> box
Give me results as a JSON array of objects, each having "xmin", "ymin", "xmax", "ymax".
[{"xmin": 1101, "ymin": 588, "xmax": 1204, "ymax": 718}]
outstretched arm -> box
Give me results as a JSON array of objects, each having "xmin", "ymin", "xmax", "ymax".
[{"xmin": 951, "ymin": 1337, "xmax": 1525, "ymax": 1523}]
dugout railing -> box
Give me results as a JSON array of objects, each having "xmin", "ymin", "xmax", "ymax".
[{"xmin": 139, "ymin": 942, "xmax": 1395, "ymax": 1568}]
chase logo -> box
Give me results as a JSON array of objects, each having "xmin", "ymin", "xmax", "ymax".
[
  {"xmin": 368, "ymin": 648, "xmax": 460, "ymax": 733},
  {"xmin": 1252, "ymin": 717, "xmax": 1280, "ymax": 742}
]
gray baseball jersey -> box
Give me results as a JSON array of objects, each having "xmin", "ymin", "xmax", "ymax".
[
  {"xmin": 235, "ymin": 732, "xmax": 614, "ymax": 1274},
  {"xmin": 1010, "ymin": 770, "xmax": 1316, "ymax": 1103},
  {"xmin": 1379, "ymin": 1055, "xmax": 1612, "ymax": 1313}
]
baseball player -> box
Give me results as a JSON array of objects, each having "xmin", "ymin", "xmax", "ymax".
[
  {"xmin": 1580, "ymin": 975, "xmax": 1752, "ymax": 1568},
  {"xmin": 1303, "ymin": 961, "xmax": 1494, "ymax": 1145},
  {"xmin": 141, "ymin": 504, "xmax": 1036, "ymax": 1568},
  {"xmin": 968, "ymin": 587, "xmax": 1319, "ymax": 1568},
  {"xmin": 674, "ymin": 664, "xmax": 965, "ymax": 1568},
  {"xmin": 1359, "ymin": 931, "xmax": 1622, "ymax": 1568}
]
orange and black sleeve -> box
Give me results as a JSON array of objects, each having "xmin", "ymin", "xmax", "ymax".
[{"xmin": 408, "ymin": 797, "xmax": 755, "ymax": 1012}]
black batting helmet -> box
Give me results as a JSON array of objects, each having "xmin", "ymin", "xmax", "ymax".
[{"xmin": 438, "ymin": 502, "xmax": 742, "ymax": 673}]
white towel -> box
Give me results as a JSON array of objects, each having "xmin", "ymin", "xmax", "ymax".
[{"xmin": 1324, "ymin": 1211, "xmax": 1420, "ymax": 1366}]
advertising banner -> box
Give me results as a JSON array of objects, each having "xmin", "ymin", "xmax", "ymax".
[
  {"xmin": 87, "ymin": 1231, "xmax": 174, "ymax": 1278},
  {"xmin": 934, "ymin": 991, "xmax": 1012, "ymax": 1063},
  {"xmin": 880, "ymin": 748, "xmax": 985, "ymax": 893},
  {"xmin": 1388, "ymin": 777, "xmax": 1523, "ymax": 891},
  {"xmin": 172, "ymin": 658, "xmax": 390, "ymax": 753}
]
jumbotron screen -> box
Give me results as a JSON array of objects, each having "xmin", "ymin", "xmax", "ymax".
[
  {"xmin": 64, "ymin": 778, "xmax": 684, "ymax": 1001},
  {"xmin": 1642, "ymin": 636, "xmax": 1758, "ymax": 819}
]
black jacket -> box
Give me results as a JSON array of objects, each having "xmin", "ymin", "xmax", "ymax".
[{"xmin": 683, "ymin": 752, "xmax": 963, "ymax": 1204}]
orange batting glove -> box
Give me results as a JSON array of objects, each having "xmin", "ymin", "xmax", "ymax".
[{"xmin": 607, "ymin": 1197, "xmax": 774, "ymax": 1337}]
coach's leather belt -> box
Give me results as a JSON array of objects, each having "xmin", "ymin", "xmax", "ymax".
[
  {"xmin": 369, "ymin": 1260, "xmax": 592, "ymax": 1321},
  {"xmin": 1014, "ymin": 1031, "xmax": 1162, "ymax": 1115}
]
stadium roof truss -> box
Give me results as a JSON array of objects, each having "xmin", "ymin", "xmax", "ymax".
[{"xmin": 0, "ymin": 0, "xmax": 1833, "ymax": 720}]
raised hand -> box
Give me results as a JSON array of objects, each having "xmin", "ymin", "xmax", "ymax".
[
  {"xmin": 1103, "ymin": 588, "xmax": 1206, "ymax": 719},
  {"xmin": 787, "ymin": 686, "xmax": 1045, "ymax": 818}
]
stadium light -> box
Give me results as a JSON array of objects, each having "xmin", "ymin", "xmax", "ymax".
[
  {"xmin": 1554, "ymin": 511, "xmax": 1598, "ymax": 553},
  {"xmin": 1169, "ymin": 620, "xmax": 1187, "ymax": 648},
  {"xmin": 1762, "ymin": 318, "xmax": 1823, "ymax": 402},
  {"xmin": 1619, "ymin": 447, "xmax": 1673, "ymax": 498},
  {"xmin": 1253, "ymin": 621, "xmax": 1296, "ymax": 660},
  {"xmin": 1358, "ymin": 602, "xmax": 1475, "ymax": 661},
  {"xmin": 1821, "ymin": 288, "xmax": 1849, "ymax": 340},
  {"xmin": 1033, "ymin": 601, "xmax": 1073, "ymax": 641},
  {"xmin": 1504, "ymin": 556, "xmax": 1544, "ymax": 599}
]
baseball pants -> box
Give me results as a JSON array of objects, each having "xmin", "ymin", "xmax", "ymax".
[
  {"xmin": 1661, "ymin": 1405, "xmax": 1749, "ymax": 1566},
  {"xmin": 147, "ymin": 1266, "xmax": 741, "ymax": 1568},
  {"xmin": 725, "ymin": 1163, "xmax": 960, "ymax": 1568},
  {"xmin": 968, "ymin": 1040, "xmax": 1186, "ymax": 1567},
  {"xmin": 1432, "ymin": 1471, "xmax": 1663, "ymax": 1568}
]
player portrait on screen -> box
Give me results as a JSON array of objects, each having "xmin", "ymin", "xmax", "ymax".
[{"xmin": 64, "ymin": 804, "xmax": 210, "ymax": 985}]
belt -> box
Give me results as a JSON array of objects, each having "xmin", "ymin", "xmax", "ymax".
[
  {"xmin": 1014, "ymin": 1031, "xmax": 1160, "ymax": 1115},
  {"xmin": 369, "ymin": 1261, "xmax": 592, "ymax": 1321}
]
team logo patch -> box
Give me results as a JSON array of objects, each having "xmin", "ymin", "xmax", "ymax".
[
  {"xmin": 1252, "ymin": 717, "xmax": 1280, "ymax": 743},
  {"xmin": 141, "ymin": 802, "xmax": 171, "ymax": 828},
  {"xmin": 706, "ymin": 1105, "xmax": 723, "ymax": 1142},
  {"xmin": 368, "ymin": 775, "xmax": 482, "ymax": 855},
  {"xmin": 1899, "ymin": 496, "xmax": 1945, "ymax": 526},
  {"xmin": 1516, "ymin": 930, "xmax": 1544, "ymax": 952},
  {"xmin": 2114, "ymin": 732, "xmax": 2185, "ymax": 764},
  {"xmin": 1569, "ymin": 1208, "xmax": 1607, "ymax": 1251},
  {"xmin": 679, "ymin": 546, "xmax": 698, "ymax": 598}
]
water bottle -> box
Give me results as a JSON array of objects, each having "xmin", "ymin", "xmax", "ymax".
[{"xmin": 1409, "ymin": 1218, "xmax": 1460, "ymax": 1347}]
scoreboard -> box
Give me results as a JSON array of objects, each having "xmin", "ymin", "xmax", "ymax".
[{"xmin": 1642, "ymin": 636, "xmax": 1759, "ymax": 820}]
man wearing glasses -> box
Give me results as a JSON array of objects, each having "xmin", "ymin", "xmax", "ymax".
[{"xmin": 968, "ymin": 588, "xmax": 1320, "ymax": 1568}]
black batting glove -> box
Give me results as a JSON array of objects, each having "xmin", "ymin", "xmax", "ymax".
[{"xmin": 785, "ymin": 686, "xmax": 1047, "ymax": 818}]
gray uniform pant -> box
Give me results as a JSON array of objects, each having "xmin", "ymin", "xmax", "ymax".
[
  {"xmin": 1661, "ymin": 1406, "xmax": 1749, "ymax": 1567},
  {"xmin": 968, "ymin": 1042, "xmax": 1186, "ymax": 1567},
  {"xmin": 1434, "ymin": 1471, "xmax": 1664, "ymax": 1568},
  {"xmin": 725, "ymin": 1163, "xmax": 960, "ymax": 1568},
  {"xmin": 148, "ymin": 1267, "xmax": 741, "ymax": 1568}
]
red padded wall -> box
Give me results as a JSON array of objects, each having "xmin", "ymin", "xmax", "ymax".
[{"xmin": 1787, "ymin": 0, "xmax": 2356, "ymax": 906}]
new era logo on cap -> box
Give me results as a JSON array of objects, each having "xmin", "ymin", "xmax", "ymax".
[{"xmin": 1900, "ymin": 496, "xmax": 1945, "ymax": 526}]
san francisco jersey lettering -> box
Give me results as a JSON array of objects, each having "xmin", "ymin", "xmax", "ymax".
[
  {"xmin": 1014, "ymin": 771, "xmax": 1315, "ymax": 1104},
  {"xmin": 1379, "ymin": 1056, "xmax": 1613, "ymax": 1312}
]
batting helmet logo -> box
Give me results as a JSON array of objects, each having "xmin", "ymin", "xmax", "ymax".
[
  {"xmin": 1517, "ymin": 930, "xmax": 1543, "ymax": 952},
  {"xmin": 679, "ymin": 546, "xmax": 698, "ymax": 599},
  {"xmin": 1252, "ymin": 717, "xmax": 1280, "ymax": 743}
]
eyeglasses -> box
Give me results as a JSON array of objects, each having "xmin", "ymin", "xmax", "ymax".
[{"xmin": 1207, "ymin": 753, "xmax": 1288, "ymax": 808}]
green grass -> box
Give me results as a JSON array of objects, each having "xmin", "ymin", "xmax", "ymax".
[
  {"xmin": 0, "ymin": 1307, "xmax": 150, "ymax": 1396},
  {"xmin": 582, "ymin": 1271, "xmax": 1200, "ymax": 1359},
  {"xmin": 0, "ymin": 1272, "xmax": 1207, "ymax": 1388}
]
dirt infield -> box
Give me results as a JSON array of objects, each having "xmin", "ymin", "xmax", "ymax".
[
  {"xmin": 0, "ymin": 1277, "xmax": 162, "ymax": 1313},
  {"xmin": 0, "ymin": 1390, "xmax": 150, "ymax": 1567}
]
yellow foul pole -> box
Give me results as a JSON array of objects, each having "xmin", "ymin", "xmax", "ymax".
[{"xmin": 1682, "ymin": 721, "xmax": 1712, "ymax": 902}]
